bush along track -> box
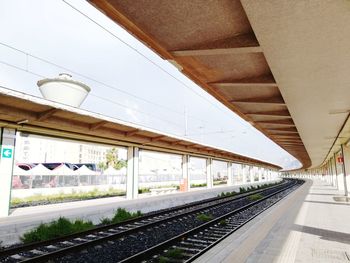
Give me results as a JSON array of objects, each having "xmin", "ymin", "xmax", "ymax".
[
  {"xmin": 11, "ymin": 188, "xmax": 126, "ymax": 208},
  {"xmin": 0, "ymin": 179, "xmax": 297, "ymax": 263}
]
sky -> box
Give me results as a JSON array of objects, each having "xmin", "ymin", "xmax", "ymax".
[{"xmin": 0, "ymin": 0, "xmax": 301, "ymax": 169}]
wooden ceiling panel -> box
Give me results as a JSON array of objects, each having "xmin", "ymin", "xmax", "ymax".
[
  {"xmin": 213, "ymin": 85, "xmax": 280, "ymax": 101},
  {"xmin": 235, "ymin": 103, "xmax": 287, "ymax": 113},
  {"xmin": 89, "ymin": 0, "xmax": 311, "ymax": 168},
  {"xmin": 107, "ymin": 0, "xmax": 252, "ymax": 51},
  {"xmin": 181, "ymin": 53, "xmax": 270, "ymax": 83}
]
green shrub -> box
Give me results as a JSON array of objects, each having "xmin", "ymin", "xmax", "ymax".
[
  {"xmin": 196, "ymin": 214, "xmax": 213, "ymax": 222},
  {"xmin": 213, "ymin": 180, "xmax": 227, "ymax": 185},
  {"xmin": 20, "ymin": 217, "xmax": 94, "ymax": 243},
  {"xmin": 11, "ymin": 188, "xmax": 126, "ymax": 207},
  {"xmin": 138, "ymin": 187, "xmax": 150, "ymax": 194},
  {"xmin": 190, "ymin": 183, "xmax": 207, "ymax": 188},
  {"xmin": 165, "ymin": 248, "xmax": 183, "ymax": 259},
  {"xmin": 100, "ymin": 217, "xmax": 112, "ymax": 225},
  {"xmin": 219, "ymin": 219, "xmax": 227, "ymax": 226},
  {"xmin": 158, "ymin": 256, "xmax": 169, "ymax": 263},
  {"xmin": 248, "ymin": 193, "xmax": 263, "ymax": 201},
  {"xmin": 111, "ymin": 208, "xmax": 142, "ymax": 223}
]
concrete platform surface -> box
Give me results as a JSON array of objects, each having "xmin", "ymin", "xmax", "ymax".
[
  {"xmin": 0, "ymin": 180, "xmax": 278, "ymax": 246},
  {"xmin": 194, "ymin": 179, "xmax": 350, "ymax": 263}
]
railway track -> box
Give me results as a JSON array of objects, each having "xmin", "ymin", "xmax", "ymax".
[
  {"xmin": 123, "ymin": 179, "xmax": 303, "ymax": 262},
  {"xmin": 0, "ymin": 179, "xmax": 301, "ymax": 263}
]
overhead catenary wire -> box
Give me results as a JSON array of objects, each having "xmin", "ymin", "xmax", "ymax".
[
  {"xmin": 0, "ymin": 42, "xmax": 247, "ymax": 136},
  {"xmin": 61, "ymin": 0, "xmax": 244, "ymax": 125},
  {"xmin": 0, "ymin": 42, "xmax": 203, "ymax": 123},
  {"xmin": 0, "ymin": 60, "xmax": 184, "ymax": 130},
  {"xmin": 0, "ymin": 0, "xmax": 253, "ymax": 136}
]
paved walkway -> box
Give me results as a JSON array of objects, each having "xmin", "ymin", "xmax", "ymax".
[{"xmin": 194, "ymin": 179, "xmax": 350, "ymax": 263}]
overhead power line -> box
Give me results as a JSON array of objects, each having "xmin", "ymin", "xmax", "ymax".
[
  {"xmin": 61, "ymin": 0, "xmax": 241, "ymax": 123},
  {"xmin": 0, "ymin": 59, "xmax": 184, "ymax": 130}
]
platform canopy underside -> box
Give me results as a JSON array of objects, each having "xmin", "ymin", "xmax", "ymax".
[{"xmin": 89, "ymin": 0, "xmax": 350, "ymax": 169}]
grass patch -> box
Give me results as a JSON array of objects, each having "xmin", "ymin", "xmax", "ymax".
[
  {"xmin": 248, "ymin": 193, "xmax": 264, "ymax": 201},
  {"xmin": 111, "ymin": 208, "xmax": 142, "ymax": 224},
  {"xmin": 20, "ymin": 217, "xmax": 94, "ymax": 244},
  {"xmin": 165, "ymin": 248, "xmax": 183, "ymax": 258},
  {"xmin": 190, "ymin": 183, "xmax": 207, "ymax": 188},
  {"xmin": 196, "ymin": 213, "xmax": 213, "ymax": 222},
  {"xmin": 11, "ymin": 188, "xmax": 126, "ymax": 207},
  {"xmin": 20, "ymin": 207, "xmax": 142, "ymax": 244},
  {"xmin": 138, "ymin": 187, "xmax": 150, "ymax": 194},
  {"xmin": 99, "ymin": 217, "xmax": 112, "ymax": 225},
  {"xmin": 217, "ymin": 181, "xmax": 282, "ymax": 198},
  {"xmin": 218, "ymin": 191, "xmax": 237, "ymax": 198},
  {"xmin": 158, "ymin": 248, "xmax": 183, "ymax": 262},
  {"xmin": 158, "ymin": 256, "xmax": 169, "ymax": 263},
  {"xmin": 213, "ymin": 180, "xmax": 227, "ymax": 185},
  {"xmin": 218, "ymin": 219, "xmax": 227, "ymax": 226}
]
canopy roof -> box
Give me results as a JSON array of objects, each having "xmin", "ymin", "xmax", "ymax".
[
  {"xmin": 89, "ymin": 0, "xmax": 350, "ymax": 169},
  {"xmin": 0, "ymin": 87, "xmax": 280, "ymax": 170}
]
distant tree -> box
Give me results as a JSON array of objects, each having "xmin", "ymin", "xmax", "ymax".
[
  {"xmin": 98, "ymin": 162, "xmax": 107, "ymax": 171},
  {"xmin": 100, "ymin": 148, "xmax": 126, "ymax": 170}
]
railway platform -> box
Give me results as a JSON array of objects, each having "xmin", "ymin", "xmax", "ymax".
[{"xmin": 194, "ymin": 179, "xmax": 350, "ymax": 263}]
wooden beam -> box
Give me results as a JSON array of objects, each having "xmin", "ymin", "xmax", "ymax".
[
  {"xmin": 210, "ymin": 74, "xmax": 277, "ymax": 87},
  {"xmin": 171, "ymin": 140, "xmax": 182, "ymax": 146},
  {"xmin": 268, "ymin": 130, "xmax": 299, "ymax": 134},
  {"xmin": 267, "ymin": 127, "xmax": 298, "ymax": 132},
  {"xmin": 231, "ymin": 96, "xmax": 285, "ymax": 105},
  {"xmin": 277, "ymin": 142, "xmax": 303, "ymax": 145},
  {"xmin": 276, "ymin": 139, "xmax": 303, "ymax": 143},
  {"xmin": 171, "ymin": 46, "xmax": 262, "ymax": 57},
  {"xmin": 257, "ymin": 119, "xmax": 295, "ymax": 125},
  {"xmin": 150, "ymin": 135, "xmax": 165, "ymax": 142},
  {"xmin": 0, "ymin": 103, "xmax": 37, "ymax": 121},
  {"xmin": 275, "ymin": 140, "xmax": 302, "ymax": 143},
  {"xmin": 125, "ymin": 129, "xmax": 140, "ymax": 136},
  {"xmin": 272, "ymin": 134, "xmax": 300, "ymax": 138},
  {"xmin": 89, "ymin": 121, "xmax": 108, "ymax": 131},
  {"xmin": 280, "ymin": 144, "xmax": 304, "ymax": 147},
  {"xmin": 246, "ymin": 110, "xmax": 291, "ymax": 117},
  {"xmin": 171, "ymin": 32, "xmax": 260, "ymax": 56},
  {"xmin": 36, "ymin": 109, "xmax": 59, "ymax": 121}
]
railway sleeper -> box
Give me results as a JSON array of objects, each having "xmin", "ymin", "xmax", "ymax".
[
  {"xmin": 10, "ymin": 254, "xmax": 28, "ymax": 261},
  {"xmin": 187, "ymin": 238, "xmax": 213, "ymax": 244},
  {"xmin": 29, "ymin": 249, "xmax": 45, "ymax": 255},
  {"xmin": 180, "ymin": 241, "xmax": 208, "ymax": 248},
  {"xmin": 175, "ymin": 246, "xmax": 202, "ymax": 253},
  {"xmin": 197, "ymin": 235, "xmax": 219, "ymax": 241}
]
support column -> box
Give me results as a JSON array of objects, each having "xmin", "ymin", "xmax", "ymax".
[
  {"xmin": 328, "ymin": 161, "xmax": 333, "ymax": 185},
  {"xmin": 334, "ymin": 153, "xmax": 339, "ymax": 190},
  {"xmin": 206, "ymin": 158, "xmax": 212, "ymax": 188},
  {"xmin": 249, "ymin": 166, "xmax": 254, "ymax": 183},
  {"xmin": 227, "ymin": 162, "xmax": 233, "ymax": 186},
  {"xmin": 126, "ymin": 146, "xmax": 139, "ymax": 200},
  {"xmin": 182, "ymin": 154, "xmax": 190, "ymax": 191},
  {"xmin": 331, "ymin": 159, "xmax": 336, "ymax": 186},
  {"xmin": 258, "ymin": 167, "xmax": 263, "ymax": 182},
  {"xmin": 0, "ymin": 128, "xmax": 16, "ymax": 217},
  {"xmin": 341, "ymin": 144, "xmax": 349, "ymax": 196},
  {"xmin": 331, "ymin": 156, "xmax": 337, "ymax": 188},
  {"xmin": 242, "ymin": 165, "xmax": 247, "ymax": 184},
  {"xmin": 264, "ymin": 168, "xmax": 268, "ymax": 181}
]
